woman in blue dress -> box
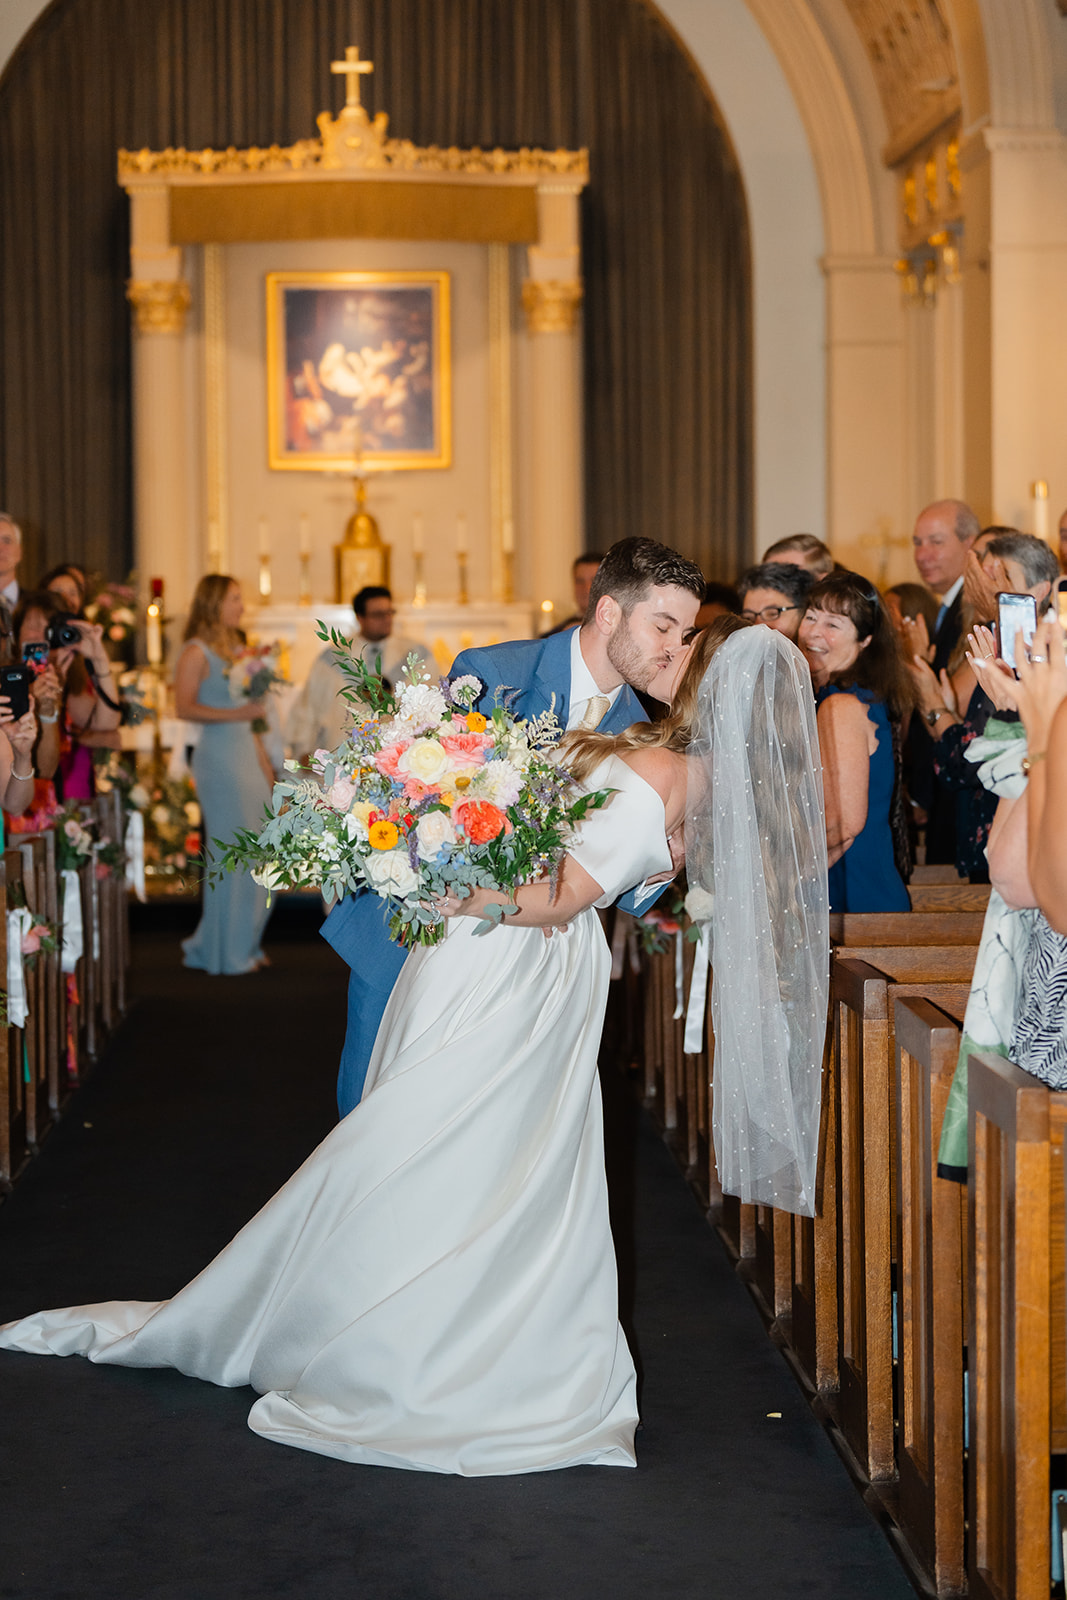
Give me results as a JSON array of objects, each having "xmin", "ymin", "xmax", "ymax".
[
  {"xmin": 799, "ymin": 572, "xmax": 914, "ymax": 912},
  {"xmin": 174, "ymin": 575, "xmax": 273, "ymax": 974}
]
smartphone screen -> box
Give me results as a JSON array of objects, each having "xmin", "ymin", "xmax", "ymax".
[
  {"xmin": 21, "ymin": 641, "xmax": 49, "ymax": 676},
  {"xmin": 1058, "ymin": 577, "xmax": 1067, "ymax": 632},
  {"xmin": 996, "ymin": 591, "xmax": 1038, "ymax": 670}
]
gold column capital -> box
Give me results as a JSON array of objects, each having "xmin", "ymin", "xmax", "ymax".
[
  {"xmin": 126, "ymin": 279, "xmax": 192, "ymax": 334},
  {"xmin": 521, "ymin": 278, "xmax": 583, "ymax": 334}
]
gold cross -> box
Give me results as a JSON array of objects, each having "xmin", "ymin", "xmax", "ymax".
[{"xmin": 331, "ymin": 46, "xmax": 374, "ymax": 110}]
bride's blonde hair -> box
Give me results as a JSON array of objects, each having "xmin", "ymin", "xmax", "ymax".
[{"xmin": 561, "ymin": 613, "xmax": 750, "ymax": 783}]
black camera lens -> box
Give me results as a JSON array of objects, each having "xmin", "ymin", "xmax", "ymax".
[{"xmin": 45, "ymin": 613, "xmax": 81, "ymax": 649}]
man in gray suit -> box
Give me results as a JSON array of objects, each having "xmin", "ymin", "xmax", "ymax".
[{"xmin": 322, "ymin": 536, "xmax": 706, "ymax": 1115}]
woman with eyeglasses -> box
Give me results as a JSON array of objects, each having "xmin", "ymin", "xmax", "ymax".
[
  {"xmin": 735, "ymin": 562, "xmax": 813, "ymax": 642},
  {"xmin": 798, "ymin": 571, "xmax": 915, "ymax": 912}
]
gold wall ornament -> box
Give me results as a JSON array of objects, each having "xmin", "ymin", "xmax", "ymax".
[
  {"xmin": 335, "ymin": 476, "xmax": 391, "ymax": 602},
  {"xmin": 521, "ymin": 279, "xmax": 583, "ymax": 334},
  {"xmin": 118, "ymin": 142, "xmax": 589, "ymax": 181},
  {"xmin": 126, "ymin": 278, "xmax": 191, "ymax": 334}
]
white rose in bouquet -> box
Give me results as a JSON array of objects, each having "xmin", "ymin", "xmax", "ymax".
[
  {"xmin": 415, "ymin": 810, "xmax": 457, "ymax": 862},
  {"xmin": 251, "ymin": 861, "xmax": 286, "ymax": 890},
  {"xmin": 363, "ymin": 849, "xmax": 421, "ymax": 900},
  {"xmin": 398, "ymin": 738, "xmax": 452, "ymax": 785},
  {"xmin": 685, "ymin": 885, "xmax": 715, "ymax": 924}
]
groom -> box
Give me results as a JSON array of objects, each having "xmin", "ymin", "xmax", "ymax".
[{"xmin": 321, "ymin": 536, "xmax": 706, "ymax": 1116}]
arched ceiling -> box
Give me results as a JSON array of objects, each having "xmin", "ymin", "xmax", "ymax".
[{"xmin": 841, "ymin": 0, "xmax": 960, "ymax": 163}]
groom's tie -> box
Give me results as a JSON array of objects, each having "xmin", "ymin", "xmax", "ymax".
[{"xmin": 577, "ymin": 694, "xmax": 611, "ymax": 730}]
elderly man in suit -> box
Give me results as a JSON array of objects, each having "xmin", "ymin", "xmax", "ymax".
[
  {"xmin": 909, "ymin": 498, "xmax": 979, "ymax": 863},
  {"xmin": 321, "ymin": 537, "xmax": 707, "ymax": 1117}
]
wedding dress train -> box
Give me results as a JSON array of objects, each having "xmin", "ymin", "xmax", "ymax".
[{"xmin": 0, "ymin": 759, "xmax": 670, "ymax": 1476}]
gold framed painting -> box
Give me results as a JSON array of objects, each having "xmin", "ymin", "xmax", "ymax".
[{"xmin": 266, "ymin": 270, "xmax": 452, "ymax": 471}]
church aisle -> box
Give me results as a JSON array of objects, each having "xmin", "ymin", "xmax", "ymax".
[{"xmin": 0, "ymin": 907, "xmax": 914, "ymax": 1600}]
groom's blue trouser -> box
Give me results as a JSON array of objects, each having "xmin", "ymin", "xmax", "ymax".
[{"xmin": 321, "ymin": 892, "xmax": 408, "ymax": 1117}]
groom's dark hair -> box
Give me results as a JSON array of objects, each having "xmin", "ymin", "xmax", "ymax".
[{"xmin": 587, "ymin": 538, "xmax": 706, "ymax": 619}]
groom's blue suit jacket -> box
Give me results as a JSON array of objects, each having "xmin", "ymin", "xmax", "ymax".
[{"xmin": 321, "ymin": 628, "xmax": 654, "ymax": 1117}]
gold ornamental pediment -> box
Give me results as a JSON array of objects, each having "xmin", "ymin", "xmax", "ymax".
[{"xmin": 118, "ymin": 44, "xmax": 587, "ymax": 246}]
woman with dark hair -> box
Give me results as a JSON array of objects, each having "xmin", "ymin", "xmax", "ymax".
[
  {"xmin": 39, "ymin": 564, "xmax": 87, "ymax": 616},
  {"xmin": 799, "ymin": 571, "xmax": 914, "ymax": 912},
  {"xmin": 174, "ymin": 574, "xmax": 272, "ymax": 975}
]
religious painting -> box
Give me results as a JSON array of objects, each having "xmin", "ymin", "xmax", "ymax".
[{"xmin": 267, "ymin": 270, "xmax": 451, "ymax": 471}]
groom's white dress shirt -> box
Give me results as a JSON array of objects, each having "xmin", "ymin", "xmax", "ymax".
[{"xmin": 565, "ymin": 627, "xmax": 622, "ymax": 732}]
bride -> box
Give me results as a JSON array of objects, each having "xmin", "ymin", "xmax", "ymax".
[{"xmin": 0, "ymin": 623, "xmax": 827, "ymax": 1477}]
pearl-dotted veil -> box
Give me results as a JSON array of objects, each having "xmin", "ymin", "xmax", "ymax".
[{"xmin": 685, "ymin": 626, "xmax": 830, "ymax": 1217}]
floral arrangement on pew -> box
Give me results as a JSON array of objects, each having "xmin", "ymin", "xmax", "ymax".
[
  {"xmin": 632, "ymin": 883, "xmax": 715, "ymax": 955},
  {"xmin": 226, "ymin": 642, "xmax": 287, "ymax": 733},
  {"xmin": 85, "ymin": 580, "xmax": 138, "ymax": 650},
  {"xmin": 218, "ymin": 631, "xmax": 611, "ymax": 948},
  {"xmin": 53, "ymin": 805, "xmax": 95, "ymax": 873}
]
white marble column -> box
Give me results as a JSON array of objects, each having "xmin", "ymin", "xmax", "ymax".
[
  {"xmin": 521, "ymin": 184, "xmax": 585, "ymax": 618},
  {"xmin": 125, "ymin": 184, "xmax": 192, "ymax": 612}
]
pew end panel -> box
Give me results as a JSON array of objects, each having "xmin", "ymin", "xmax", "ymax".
[
  {"xmin": 967, "ymin": 1050, "xmax": 1062, "ymax": 1600},
  {"xmin": 893, "ymin": 996, "xmax": 967, "ymax": 1597}
]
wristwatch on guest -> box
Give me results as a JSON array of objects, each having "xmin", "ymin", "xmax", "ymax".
[{"xmin": 924, "ymin": 705, "xmax": 952, "ymax": 727}]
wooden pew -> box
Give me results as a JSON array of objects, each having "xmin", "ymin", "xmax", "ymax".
[
  {"xmin": 911, "ymin": 865, "xmax": 964, "ymax": 885},
  {"xmin": 893, "ymin": 996, "xmax": 967, "ymax": 1596},
  {"xmin": 968, "ymin": 1050, "xmax": 1067, "ymax": 1600},
  {"xmin": 832, "ymin": 911, "xmax": 986, "ymax": 946},
  {"xmin": 0, "ymin": 858, "xmax": 26, "ymax": 1190},
  {"xmin": 818, "ymin": 946, "xmax": 975, "ymax": 1485},
  {"xmin": 17, "ymin": 835, "xmax": 53, "ymax": 1151},
  {"xmin": 910, "ymin": 882, "xmax": 990, "ymax": 912}
]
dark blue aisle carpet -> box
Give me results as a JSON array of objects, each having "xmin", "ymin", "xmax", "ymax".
[{"xmin": 0, "ymin": 904, "xmax": 915, "ymax": 1600}]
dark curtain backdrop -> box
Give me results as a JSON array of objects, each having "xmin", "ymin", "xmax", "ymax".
[{"xmin": 0, "ymin": 0, "xmax": 751, "ymax": 588}]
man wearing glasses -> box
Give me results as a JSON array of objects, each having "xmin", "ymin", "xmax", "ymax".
[{"xmin": 735, "ymin": 561, "xmax": 814, "ymax": 642}]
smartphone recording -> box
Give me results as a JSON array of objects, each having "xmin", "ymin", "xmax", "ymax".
[{"xmin": 996, "ymin": 591, "xmax": 1038, "ymax": 671}]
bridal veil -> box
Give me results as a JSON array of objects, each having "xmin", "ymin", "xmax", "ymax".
[{"xmin": 685, "ymin": 626, "xmax": 829, "ymax": 1217}]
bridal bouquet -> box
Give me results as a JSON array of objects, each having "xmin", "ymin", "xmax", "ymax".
[
  {"xmin": 218, "ymin": 631, "xmax": 610, "ymax": 947},
  {"xmin": 227, "ymin": 643, "xmax": 287, "ymax": 733}
]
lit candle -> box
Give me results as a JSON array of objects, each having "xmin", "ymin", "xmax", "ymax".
[
  {"xmin": 456, "ymin": 514, "xmax": 468, "ymax": 557},
  {"xmin": 1031, "ymin": 480, "xmax": 1050, "ymax": 544},
  {"xmin": 502, "ymin": 517, "xmax": 515, "ymax": 555},
  {"xmin": 258, "ymin": 517, "xmax": 270, "ymax": 557},
  {"xmin": 413, "ymin": 514, "xmax": 424, "ymax": 557},
  {"xmin": 299, "ymin": 513, "xmax": 311, "ymax": 557},
  {"xmin": 146, "ymin": 600, "xmax": 162, "ymax": 665}
]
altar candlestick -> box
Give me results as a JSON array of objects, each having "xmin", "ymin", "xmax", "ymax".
[
  {"xmin": 1032, "ymin": 480, "xmax": 1050, "ymax": 545},
  {"xmin": 146, "ymin": 581, "xmax": 163, "ymax": 665},
  {"xmin": 540, "ymin": 599, "xmax": 555, "ymax": 635},
  {"xmin": 299, "ymin": 513, "xmax": 311, "ymax": 557},
  {"xmin": 502, "ymin": 517, "xmax": 515, "ymax": 555}
]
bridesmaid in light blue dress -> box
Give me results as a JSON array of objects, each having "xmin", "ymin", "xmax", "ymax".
[{"xmin": 174, "ymin": 575, "xmax": 272, "ymax": 975}]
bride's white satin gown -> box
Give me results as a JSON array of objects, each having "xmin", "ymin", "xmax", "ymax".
[{"xmin": 0, "ymin": 760, "xmax": 670, "ymax": 1476}]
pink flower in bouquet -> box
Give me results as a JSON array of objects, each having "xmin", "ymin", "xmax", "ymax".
[
  {"xmin": 402, "ymin": 777, "xmax": 436, "ymax": 802},
  {"xmin": 327, "ymin": 775, "xmax": 357, "ymax": 811},
  {"xmin": 375, "ymin": 741, "xmax": 411, "ymax": 780},
  {"xmin": 21, "ymin": 924, "xmax": 44, "ymax": 956},
  {"xmin": 439, "ymin": 731, "xmax": 492, "ymax": 766}
]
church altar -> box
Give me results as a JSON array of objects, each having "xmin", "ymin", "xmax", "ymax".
[
  {"xmin": 246, "ymin": 600, "xmax": 537, "ymax": 683},
  {"xmin": 118, "ymin": 44, "xmax": 590, "ymax": 645}
]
